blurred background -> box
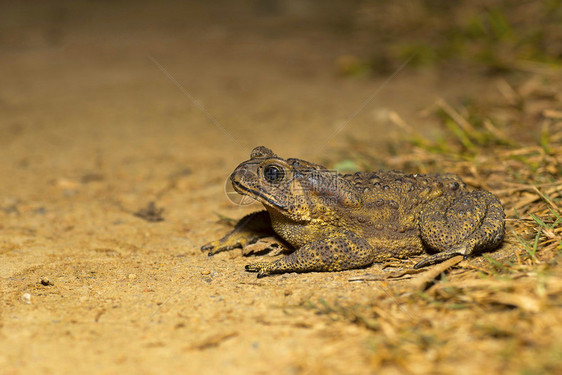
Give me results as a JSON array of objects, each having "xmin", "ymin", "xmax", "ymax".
[{"xmin": 2, "ymin": 0, "xmax": 560, "ymax": 180}]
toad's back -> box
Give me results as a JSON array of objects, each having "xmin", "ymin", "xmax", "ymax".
[{"xmin": 340, "ymin": 171, "xmax": 469, "ymax": 259}]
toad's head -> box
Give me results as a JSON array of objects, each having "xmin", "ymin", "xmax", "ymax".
[{"xmin": 230, "ymin": 146, "xmax": 360, "ymax": 223}]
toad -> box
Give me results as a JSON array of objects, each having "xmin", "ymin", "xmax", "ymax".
[{"xmin": 202, "ymin": 146, "xmax": 505, "ymax": 278}]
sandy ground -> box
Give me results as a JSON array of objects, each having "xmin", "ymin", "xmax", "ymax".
[{"xmin": 1, "ymin": 2, "xmax": 505, "ymax": 374}]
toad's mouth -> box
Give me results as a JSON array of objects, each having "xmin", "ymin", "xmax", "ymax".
[{"xmin": 231, "ymin": 179, "xmax": 287, "ymax": 210}]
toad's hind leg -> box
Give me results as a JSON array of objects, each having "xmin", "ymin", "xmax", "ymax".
[
  {"xmin": 245, "ymin": 230, "xmax": 375, "ymax": 278},
  {"xmin": 416, "ymin": 190, "xmax": 505, "ymax": 268}
]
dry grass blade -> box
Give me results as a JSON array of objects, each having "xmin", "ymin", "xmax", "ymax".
[
  {"xmin": 349, "ymin": 268, "xmax": 425, "ymax": 282},
  {"xmin": 436, "ymin": 98, "xmax": 478, "ymax": 136},
  {"xmin": 487, "ymin": 292, "xmax": 542, "ymax": 313},
  {"xmin": 543, "ymin": 109, "xmax": 562, "ymax": 119},
  {"xmin": 190, "ymin": 331, "xmax": 239, "ymax": 351},
  {"xmin": 531, "ymin": 185, "xmax": 560, "ymax": 211},
  {"xmin": 412, "ymin": 255, "xmax": 463, "ymax": 291}
]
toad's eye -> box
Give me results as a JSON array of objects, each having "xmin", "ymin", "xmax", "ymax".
[{"xmin": 263, "ymin": 164, "xmax": 285, "ymax": 184}]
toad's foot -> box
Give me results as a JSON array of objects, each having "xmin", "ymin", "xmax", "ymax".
[
  {"xmin": 241, "ymin": 237, "xmax": 290, "ymax": 256},
  {"xmin": 202, "ymin": 234, "xmax": 262, "ymax": 256},
  {"xmin": 244, "ymin": 262, "xmax": 276, "ymax": 279},
  {"xmin": 201, "ymin": 211, "xmax": 275, "ymax": 256}
]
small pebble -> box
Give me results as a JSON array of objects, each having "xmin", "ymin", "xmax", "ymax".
[
  {"xmin": 21, "ymin": 293, "xmax": 32, "ymax": 304},
  {"xmin": 201, "ymin": 270, "xmax": 211, "ymax": 275},
  {"xmin": 128, "ymin": 273, "xmax": 137, "ymax": 280},
  {"xmin": 40, "ymin": 276, "xmax": 53, "ymax": 286}
]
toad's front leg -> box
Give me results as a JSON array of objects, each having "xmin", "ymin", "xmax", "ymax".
[{"xmin": 245, "ymin": 230, "xmax": 375, "ymax": 278}]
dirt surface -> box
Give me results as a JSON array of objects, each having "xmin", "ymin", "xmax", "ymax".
[{"xmin": 0, "ymin": 2, "xmax": 535, "ymax": 374}]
